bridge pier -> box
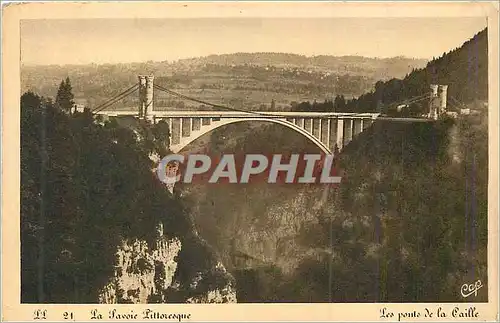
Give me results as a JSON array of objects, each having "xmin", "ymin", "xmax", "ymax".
[
  {"xmin": 171, "ymin": 118, "xmax": 181, "ymax": 145},
  {"xmin": 363, "ymin": 118, "xmax": 372, "ymax": 130},
  {"xmin": 312, "ymin": 119, "xmax": 320, "ymax": 138},
  {"xmin": 304, "ymin": 119, "xmax": 312, "ymax": 134},
  {"xmin": 320, "ymin": 119, "xmax": 329, "ymax": 148},
  {"xmin": 353, "ymin": 118, "xmax": 363, "ymax": 137},
  {"xmin": 192, "ymin": 118, "xmax": 201, "ymax": 131},
  {"xmin": 328, "ymin": 119, "xmax": 337, "ymax": 152},
  {"xmin": 336, "ymin": 118, "xmax": 344, "ymax": 150},
  {"xmin": 343, "ymin": 118, "xmax": 353, "ymax": 147},
  {"xmin": 182, "ymin": 118, "xmax": 192, "ymax": 137},
  {"xmin": 167, "ymin": 118, "xmax": 172, "ymax": 133}
]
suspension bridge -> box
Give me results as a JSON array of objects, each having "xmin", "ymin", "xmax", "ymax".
[{"xmin": 92, "ymin": 75, "xmax": 450, "ymax": 154}]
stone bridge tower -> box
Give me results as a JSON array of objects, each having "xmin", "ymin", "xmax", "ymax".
[
  {"xmin": 138, "ymin": 75, "xmax": 154, "ymax": 119},
  {"xmin": 429, "ymin": 84, "xmax": 448, "ymax": 120},
  {"xmin": 429, "ymin": 84, "xmax": 439, "ymax": 120},
  {"xmin": 439, "ymin": 85, "xmax": 448, "ymax": 115}
]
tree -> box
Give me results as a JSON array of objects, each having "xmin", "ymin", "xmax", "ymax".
[
  {"xmin": 333, "ymin": 95, "xmax": 346, "ymax": 112},
  {"xmin": 55, "ymin": 77, "xmax": 75, "ymax": 113},
  {"xmin": 21, "ymin": 90, "xmax": 193, "ymax": 303}
]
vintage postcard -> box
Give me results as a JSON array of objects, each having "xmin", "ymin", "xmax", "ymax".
[{"xmin": 1, "ymin": 1, "xmax": 499, "ymax": 322}]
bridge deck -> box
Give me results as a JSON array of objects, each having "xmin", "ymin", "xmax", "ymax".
[
  {"xmin": 97, "ymin": 110, "xmax": 434, "ymax": 123},
  {"xmin": 377, "ymin": 117, "xmax": 435, "ymax": 122},
  {"xmin": 98, "ymin": 110, "xmax": 381, "ymax": 119},
  {"xmin": 96, "ymin": 109, "xmax": 435, "ymax": 154}
]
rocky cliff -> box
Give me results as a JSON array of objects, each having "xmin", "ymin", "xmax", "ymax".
[
  {"xmin": 98, "ymin": 222, "xmax": 237, "ymax": 304},
  {"xmin": 178, "ymin": 109, "xmax": 488, "ymax": 302}
]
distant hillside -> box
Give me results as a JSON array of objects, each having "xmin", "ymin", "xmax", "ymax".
[
  {"xmin": 349, "ymin": 28, "xmax": 488, "ymax": 112},
  {"xmin": 410, "ymin": 28, "xmax": 488, "ymax": 104},
  {"xmin": 21, "ymin": 54, "xmax": 427, "ymax": 112},
  {"xmin": 297, "ymin": 28, "xmax": 488, "ymax": 114},
  {"xmin": 176, "ymin": 53, "xmax": 427, "ymax": 80}
]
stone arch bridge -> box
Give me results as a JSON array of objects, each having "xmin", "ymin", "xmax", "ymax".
[
  {"xmin": 95, "ymin": 75, "xmax": 444, "ymax": 154},
  {"xmin": 100, "ymin": 110, "xmax": 378, "ymax": 154}
]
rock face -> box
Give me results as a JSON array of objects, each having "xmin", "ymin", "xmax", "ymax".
[
  {"xmin": 185, "ymin": 262, "xmax": 238, "ymax": 303},
  {"xmin": 98, "ymin": 223, "xmax": 182, "ymax": 304},
  {"xmin": 98, "ymin": 223, "xmax": 237, "ymax": 304},
  {"xmin": 97, "ymin": 137, "xmax": 236, "ymax": 304}
]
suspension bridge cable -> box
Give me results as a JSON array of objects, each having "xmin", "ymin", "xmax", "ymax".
[
  {"xmin": 389, "ymin": 96, "xmax": 431, "ymax": 111},
  {"xmin": 155, "ymin": 84, "xmax": 361, "ymax": 118},
  {"xmin": 153, "ymin": 84, "xmax": 242, "ymax": 112},
  {"xmin": 92, "ymin": 85, "xmax": 138, "ymax": 113},
  {"xmin": 92, "ymin": 90, "xmax": 137, "ymax": 114},
  {"xmin": 153, "ymin": 84, "xmax": 231, "ymax": 110},
  {"xmin": 92, "ymin": 84, "xmax": 139, "ymax": 113},
  {"xmin": 386, "ymin": 94, "xmax": 427, "ymax": 107},
  {"xmin": 396, "ymin": 93, "xmax": 430, "ymax": 105},
  {"xmin": 386, "ymin": 93, "xmax": 431, "ymax": 108},
  {"xmin": 406, "ymin": 94, "xmax": 431, "ymax": 105},
  {"xmin": 91, "ymin": 84, "xmax": 137, "ymax": 112},
  {"xmin": 446, "ymin": 102, "xmax": 461, "ymax": 111},
  {"xmin": 155, "ymin": 83, "xmax": 386, "ymax": 118},
  {"xmin": 449, "ymin": 96, "xmax": 469, "ymax": 110},
  {"xmin": 153, "ymin": 83, "xmax": 277, "ymax": 116}
]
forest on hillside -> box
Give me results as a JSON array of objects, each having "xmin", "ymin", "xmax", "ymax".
[
  {"xmin": 180, "ymin": 109, "xmax": 488, "ymax": 302},
  {"xmin": 20, "ymin": 84, "xmax": 231, "ymax": 303},
  {"xmin": 294, "ymin": 28, "xmax": 488, "ymax": 115}
]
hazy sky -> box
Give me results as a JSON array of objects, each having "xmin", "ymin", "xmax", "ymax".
[{"xmin": 21, "ymin": 17, "xmax": 487, "ymax": 65}]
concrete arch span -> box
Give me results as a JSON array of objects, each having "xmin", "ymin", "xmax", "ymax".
[{"xmin": 168, "ymin": 117, "xmax": 332, "ymax": 154}]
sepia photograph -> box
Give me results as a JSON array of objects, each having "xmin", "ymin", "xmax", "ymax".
[{"xmin": 2, "ymin": 1, "xmax": 499, "ymax": 321}]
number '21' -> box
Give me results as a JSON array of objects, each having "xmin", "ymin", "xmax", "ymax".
[{"xmin": 63, "ymin": 312, "xmax": 74, "ymax": 320}]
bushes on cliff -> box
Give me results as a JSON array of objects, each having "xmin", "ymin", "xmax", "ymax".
[
  {"xmin": 20, "ymin": 91, "xmax": 191, "ymax": 303},
  {"xmin": 292, "ymin": 28, "xmax": 487, "ymax": 114},
  {"xmin": 185, "ymin": 115, "xmax": 487, "ymax": 303},
  {"xmin": 294, "ymin": 117, "xmax": 488, "ymax": 302}
]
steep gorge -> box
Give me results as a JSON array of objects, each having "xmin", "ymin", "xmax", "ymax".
[
  {"xmin": 179, "ymin": 106, "xmax": 488, "ymax": 302},
  {"xmin": 20, "ymin": 95, "xmax": 237, "ymax": 304}
]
